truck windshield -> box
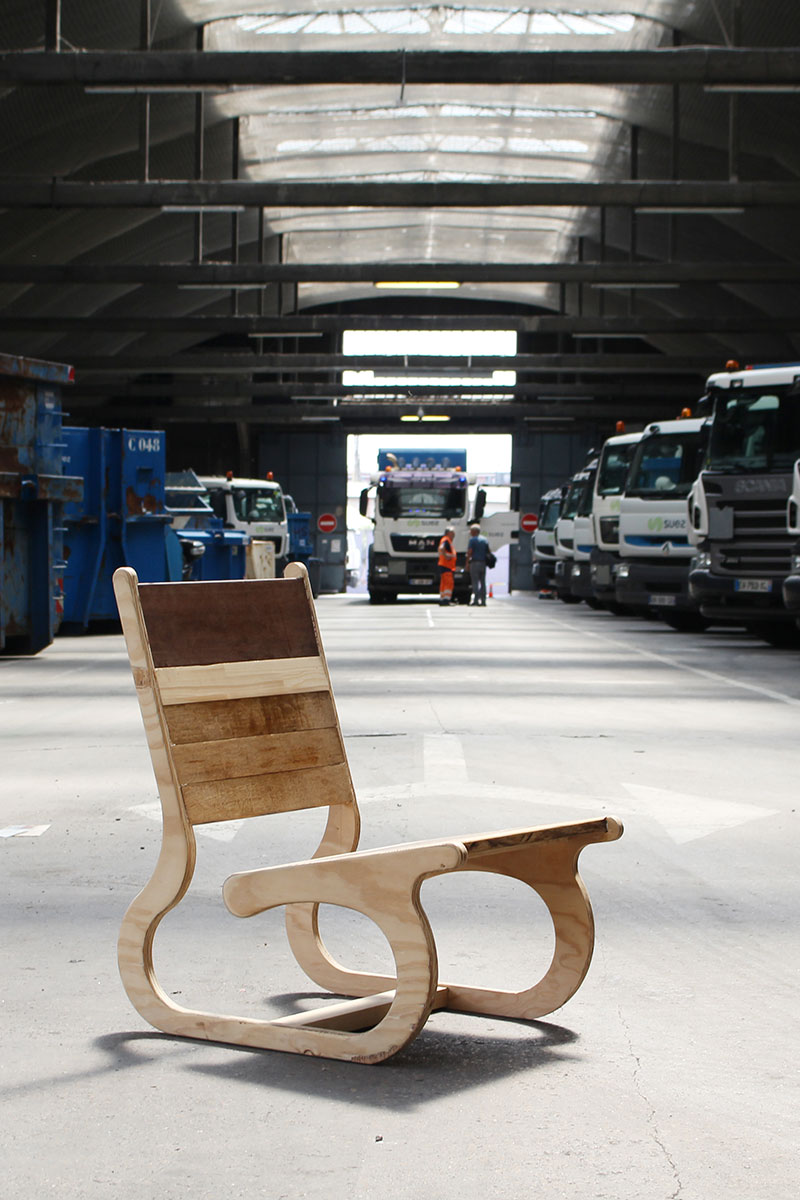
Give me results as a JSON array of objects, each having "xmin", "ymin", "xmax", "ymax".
[
  {"xmin": 708, "ymin": 386, "xmax": 800, "ymax": 472},
  {"xmin": 378, "ymin": 483, "xmax": 466, "ymax": 518},
  {"xmin": 626, "ymin": 431, "xmax": 705, "ymax": 498},
  {"xmin": 597, "ymin": 441, "xmax": 637, "ymax": 495},
  {"xmin": 561, "ymin": 475, "xmax": 592, "ymax": 519},
  {"xmin": 539, "ymin": 497, "xmax": 561, "ymax": 530},
  {"xmin": 232, "ymin": 487, "xmax": 284, "ymax": 523}
]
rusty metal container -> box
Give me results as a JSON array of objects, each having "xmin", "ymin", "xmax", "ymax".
[
  {"xmin": 0, "ymin": 353, "xmax": 83, "ymax": 654},
  {"xmin": 61, "ymin": 427, "xmax": 179, "ymax": 628}
]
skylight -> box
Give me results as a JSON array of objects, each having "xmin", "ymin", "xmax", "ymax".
[
  {"xmin": 236, "ymin": 9, "xmax": 637, "ymax": 39},
  {"xmin": 342, "ymin": 329, "xmax": 517, "ymax": 355}
]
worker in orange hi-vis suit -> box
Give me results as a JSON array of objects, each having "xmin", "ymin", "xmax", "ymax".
[{"xmin": 437, "ymin": 525, "xmax": 457, "ymax": 606}]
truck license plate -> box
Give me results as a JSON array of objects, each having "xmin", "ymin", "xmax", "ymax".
[
  {"xmin": 410, "ymin": 576, "xmax": 433, "ymax": 586},
  {"xmin": 649, "ymin": 594, "xmax": 676, "ymax": 606},
  {"xmin": 734, "ymin": 579, "xmax": 772, "ymax": 593}
]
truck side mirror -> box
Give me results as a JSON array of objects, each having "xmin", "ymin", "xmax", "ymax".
[
  {"xmin": 359, "ymin": 488, "xmax": 370, "ymax": 519},
  {"xmin": 474, "ymin": 488, "xmax": 486, "ymax": 521},
  {"xmin": 509, "ymin": 484, "xmax": 520, "ymax": 512}
]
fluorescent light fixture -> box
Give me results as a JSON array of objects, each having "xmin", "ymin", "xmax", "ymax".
[
  {"xmin": 162, "ymin": 205, "xmax": 246, "ymax": 214},
  {"xmin": 400, "ymin": 407, "xmax": 450, "ymax": 422},
  {"xmin": 636, "ymin": 206, "xmax": 745, "ymax": 215},
  {"xmin": 591, "ymin": 283, "xmax": 681, "ymax": 291},
  {"xmin": 373, "ymin": 281, "xmax": 461, "ymax": 290},
  {"xmin": 300, "ymin": 415, "xmax": 340, "ymax": 423}
]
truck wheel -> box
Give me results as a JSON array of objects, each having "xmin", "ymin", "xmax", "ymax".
[
  {"xmin": 368, "ymin": 589, "xmax": 384, "ymax": 604},
  {"xmin": 746, "ymin": 622, "xmax": 800, "ymax": 648},
  {"xmin": 660, "ymin": 611, "xmax": 709, "ymax": 633}
]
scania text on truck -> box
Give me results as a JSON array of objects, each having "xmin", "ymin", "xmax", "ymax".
[
  {"xmin": 532, "ymin": 485, "xmax": 566, "ymax": 596},
  {"xmin": 360, "ymin": 448, "xmax": 519, "ymax": 603},
  {"xmin": 588, "ymin": 429, "xmax": 643, "ymax": 611},
  {"xmin": 197, "ymin": 471, "xmax": 289, "ymax": 562},
  {"xmin": 615, "ymin": 413, "xmax": 710, "ymax": 631},
  {"xmin": 688, "ymin": 362, "xmax": 800, "ymax": 645}
]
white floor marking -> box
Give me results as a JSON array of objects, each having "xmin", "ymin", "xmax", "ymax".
[
  {"xmin": 541, "ymin": 616, "xmax": 800, "ymax": 708},
  {"xmin": 0, "ymin": 824, "xmax": 51, "ymax": 838},
  {"xmin": 356, "ymin": 776, "xmax": 779, "ymax": 844},
  {"xmin": 621, "ymin": 782, "xmax": 778, "ymax": 844},
  {"xmin": 426, "ymin": 609, "xmax": 435, "ymax": 628},
  {"xmin": 423, "ymin": 733, "xmax": 469, "ymax": 785}
]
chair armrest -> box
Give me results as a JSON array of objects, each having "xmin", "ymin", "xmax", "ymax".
[{"xmin": 223, "ymin": 837, "xmax": 467, "ymax": 918}]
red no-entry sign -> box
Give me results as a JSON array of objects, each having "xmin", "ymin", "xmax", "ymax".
[
  {"xmin": 520, "ymin": 512, "xmax": 539, "ymax": 533},
  {"xmin": 317, "ymin": 513, "xmax": 337, "ymax": 533}
]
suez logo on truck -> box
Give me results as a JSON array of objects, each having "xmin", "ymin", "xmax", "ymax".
[{"xmin": 359, "ymin": 447, "xmax": 520, "ymax": 602}]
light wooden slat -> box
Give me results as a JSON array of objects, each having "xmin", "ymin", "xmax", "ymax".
[
  {"xmin": 171, "ymin": 727, "xmax": 344, "ymax": 785},
  {"xmin": 164, "ymin": 691, "xmax": 338, "ymax": 745},
  {"xmin": 155, "ymin": 656, "xmax": 328, "ymax": 706},
  {"xmin": 182, "ymin": 761, "xmax": 355, "ymax": 824}
]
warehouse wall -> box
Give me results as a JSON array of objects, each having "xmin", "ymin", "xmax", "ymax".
[{"xmin": 258, "ymin": 429, "xmax": 348, "ymax": 592}]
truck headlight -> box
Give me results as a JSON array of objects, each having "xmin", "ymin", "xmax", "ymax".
[
  {"xmin": 693, "ymin": 552, "xmax": 711, "ymax": 571},
  {"xmin": 375, "ymin": 563, "xmax": 389, "ymax": 576},
  {"xmin": 571, "ymin": 564, "xmax": 581, "ymax": 578},
  {"xmin": 792, "ymin": 553, "xmax": 800, "ymax": 572},
  {"xmin": 616, "ymin": 562, "xmax": 630, "ymax": 579}
]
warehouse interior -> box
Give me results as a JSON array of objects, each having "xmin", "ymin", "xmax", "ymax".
[{"xmin": 3, "ymin": 1, "xmax": 800, "ymax": 583}]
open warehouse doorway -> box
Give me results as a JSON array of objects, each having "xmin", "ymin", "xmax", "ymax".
[{"xmin": 347, "ymin": 433, "xmax": 513, "ymax": 598}]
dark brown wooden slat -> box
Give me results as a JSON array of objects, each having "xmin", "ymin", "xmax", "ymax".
[
  {"xmin": 165, "ymin": 691, "xmax": 338, "ymax": 744},
  {"xmin": 172, "ymin": 727, "xmax": 344, "ymax": 785},
  {"xmin": 139, "ymin": 577, "xmax": 319, "ymax": 667},
  {"xmin": 182, "ymin": 762, "xmax": 356, "ymax": 824}
]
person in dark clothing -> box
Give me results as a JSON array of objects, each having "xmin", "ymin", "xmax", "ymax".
[{"xmin": 466, "ymin": 522, "xmax": 490, "ymax": 606}]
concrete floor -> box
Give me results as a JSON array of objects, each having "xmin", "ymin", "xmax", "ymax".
[{"xmin": 2, "ymin": 593, "xmax": 798, "ymax": 1199}]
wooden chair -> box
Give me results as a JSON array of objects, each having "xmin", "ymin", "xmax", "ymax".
[{"xmin": 113, "ymin": 563, "xmax": 623, "ymax": 1064}]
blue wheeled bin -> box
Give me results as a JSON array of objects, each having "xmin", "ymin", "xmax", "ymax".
[
  {"xmin": 0, "ymin": 353, "xmax": 83, "ymax": 654},
  {"xmin": 165, "ymin": 469, "xmax": 249, "ymax": 580},
  {"xmin": 61, "ymin": 427, "xmax": 180, "ymax": 628}
]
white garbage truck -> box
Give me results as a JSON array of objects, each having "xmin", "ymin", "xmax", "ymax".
[
  {"xmin": 197, "ymin": 471, "xmax": 289, "ymax": 563},
  {"xmin": 588, "ymin": 428, "xmax": 643, "ymax": 611},
  {"xmin": 615, "ymin": 412, "xmax": 710, "ymax": 630},
  {"xmin": 688, "ymin": 361, "xmax": 800, "ymax": 644},
  {"xmin": 360, "ymin": 448, "xmax": 519, "ymax": 603}
]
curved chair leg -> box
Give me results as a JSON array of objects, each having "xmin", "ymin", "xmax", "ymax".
[
  {"xmin": 220, "ymin": 841, "xmax": 464, "ymax": 1061},
  {"xmin": 443, "ymin": 824, "xmax": 620, "ymax": 1019},
  {"xmin": 117, "ymin": 817, "xmax": 199, "ymax": 1037}
]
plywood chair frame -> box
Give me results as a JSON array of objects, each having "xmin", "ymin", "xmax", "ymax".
[{"xmin": 114, "ymin": 563, "xmax": 622, "ymax": 1064}]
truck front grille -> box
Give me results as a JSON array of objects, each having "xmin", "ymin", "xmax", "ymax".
[{"xmin": 714, "ymin": 498, "xmax": 792, "ymax": 575}]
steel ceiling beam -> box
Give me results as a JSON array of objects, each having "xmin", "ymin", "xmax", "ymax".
[
  {"xmin": 72, "ymin": 352, "xmax": 710, "ymax": 374},
  {"xmin": 1, "ymin": 314, "xmax": 798, "ymax": 335},
  {"xmin": 3, "ymin": 48, "xmax": 800, "ymax": 88},
  {"xmin": 3, "ymin": 180, "xmax": 800, "ymax": 208},
  {"xmin": 2, "ymin": 261, "xmax": 800, "ymax": 284}
]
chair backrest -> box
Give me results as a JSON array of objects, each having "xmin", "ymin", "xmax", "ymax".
[{"xmin": 114, "ymin": 565, "xmax": 357, "ymax": 827}]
